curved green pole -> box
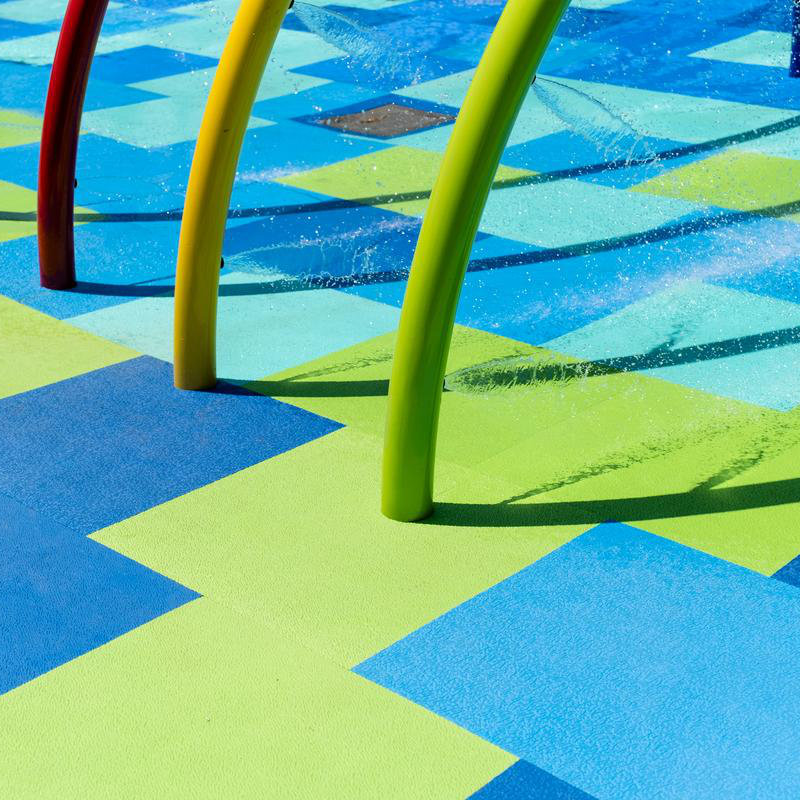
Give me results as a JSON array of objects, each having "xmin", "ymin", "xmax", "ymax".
[
  {"xmin": 381, "ymin": 0, "xmax": 570, "ymax": 521},
  {"xmin": 174, "ymin": 0, "xmax": 290, "ymax": 389}
]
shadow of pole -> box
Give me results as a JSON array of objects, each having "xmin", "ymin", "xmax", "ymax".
[{"xmin": 429, "ymin": 476, "xmax": 800, "ymax": 527}]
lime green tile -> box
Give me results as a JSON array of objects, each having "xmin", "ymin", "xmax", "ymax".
[
  {"xmin": 0, "ymin": 108, "xmax": 41, "ymax": 148},
  {"xmin": 0, "ymin": 180, "xmax": 37, "ymax": 241},
  {"xmin": 277, "ymin": 145, "xmax": 533, "ymax": 217},
  {"xmin": 632, "ymin": 150, "xmax": 800, "ymax": 221},
  {"xmin": 250, "ymin": 325, "xmax": 633, "ymax": 470},
  {"xmin": 0, "ymin": 180, "xmax": 93, "ymax": 242},
  {"xmin": 246, "ymin": 325, "xmax": 800, "ymax": 575},
  {"xmin": 95, "ymin": 426, "xmax": 584, "ymax": 668},
  {"xmin": 0, "ymin": 295, "xmax": 137, "ymax": 399},
  {"xmin": 0, "ymin": 598, "xmax": 513, "ymax": 799},
  {"xmin": 472, "ymin": 373, "xmax": 800, "ymax": 574}
]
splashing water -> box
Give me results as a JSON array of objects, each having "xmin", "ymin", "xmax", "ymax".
[
  {"xmin": 292, "ymin": 1, "xmax": 420, "ymax": 85},
  {"xmin": 531, "ymin": 76, "xmax": 662, "ymax": 171},
  {"xmin": 223, "ymin": 214, "xmax": 420, "ymax": 283},
  {"xmin": 293, "ymin": 2, "xmax": 662, "ymax": 172}
]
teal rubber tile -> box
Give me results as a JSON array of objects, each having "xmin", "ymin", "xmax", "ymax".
[
  {"xmin": 0, "ymin": 0, "xmax": 121, "ymax": 24},
  {"xmin": 132, "ymin": 63, "xmax": 329, "ymax": 106},
  {"xmin": 570, "ymin": 0, "xmax": 632, "ymax": 7},
  {"xmin": 477, "ymin": 180, "xmax": 700, "ymax": 248},
  {"xmin": 67, "ymin": 271, "xmax": 401, "ymax": 382},
  {"xmin": 530, "ymin": 76, "xmax": 798, "ymax": 144},
  {"xmin": 81, "ymin": 96, "xmax": 273, "ymax": 149},
  {"xmin": 691, "ymin": 31, "xmax": 791, "ymax": 70},
  {"xmin": 546, "ymin": 281, "xmax": 800, "ymax": 411},
  {"xmin": 394, "ymin": 88, "xmax": 567, "ymax": 152}
]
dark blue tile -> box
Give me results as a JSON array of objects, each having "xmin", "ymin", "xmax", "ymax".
[
  {"xmin": 0, "ymin": 357, "xmax": 342, "ymax": 534},
  {"xmin": 0, "ymin": 19, "xmax": 54, "ymax": 41},
  {"xmin": 0, "ymin": 490, "xmax": 198, "ymax": 695},
  {"xmin": 470, "ymin": 760, "xmax": 597, "ymax": 800},
  {"xmin": 773, "ymin": 554, "xmax": 800, "ymax": 588},
  {"xmin": 89, "ymin": 45, "xmax": 217, "ymax": 85}
]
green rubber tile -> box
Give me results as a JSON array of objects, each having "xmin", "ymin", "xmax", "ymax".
[
  {"xmin": 0, "ymin": 109, "xmax": 41, "ymax": 149},
  {"xmin": 248, "ymin": 325, "xmax": 636, "ymax": 470},
  {"xmin": 0, "ymin": 181, "xmax": 92, "ymax": 242},
  {"xmin": 473, "ymin": 374, "xmax": 800, "ymax": 575},
  {"xmin": 633, "ymin": 149, "xmax": 800, "ymax": 221},
  {"xmin": 0, "ymin": 598, "xmax": 513, "ymax": 800},
  {"xmin": 247, "ymin": 324, "xmax": 800, "ymax": 575},
  {"xmin": 95, "ymin": 426, "xmax": 585, "ymax": 668},
  {"xmin": 277, "ymin": 145, "xmax": 533, "ymax": 217},
  {"xmin": 0, "ymin": 294, "xmax": 137, "ymax": 400},
  {"xmin": 0, "ymin": 180, "xmax": 39, "ymax": 242}
]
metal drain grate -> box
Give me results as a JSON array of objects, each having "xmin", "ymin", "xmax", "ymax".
[{"xmin": 316, "ymin": 102, "xmax": 455, "ymax": 138}]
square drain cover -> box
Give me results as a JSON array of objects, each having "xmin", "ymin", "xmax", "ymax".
[{"xmin": 317, "ymin": 102, "xmax": 454, "ymax": 138}]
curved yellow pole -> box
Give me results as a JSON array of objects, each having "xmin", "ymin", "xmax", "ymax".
[
  {"xmin": 382, "ymin": 0, "xmax": 570, "ymax": 521},
  {"xmin": 174, "ymin": 0, "xmax": 290, "ymax": 389}
]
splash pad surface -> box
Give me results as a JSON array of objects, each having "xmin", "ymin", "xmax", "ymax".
[{"xmin": 2, "ymin": 1, "xmax": 800, "ymax": 797}]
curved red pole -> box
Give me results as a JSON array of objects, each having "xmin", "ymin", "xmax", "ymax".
[{"xmin": 37, "ymin": 0, "xmax": 109, "ymax": 289}]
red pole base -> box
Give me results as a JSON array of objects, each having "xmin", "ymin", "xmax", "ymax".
[{"xmin": 37, "ymin": 0, "xmax": 109, "ymax": 289}]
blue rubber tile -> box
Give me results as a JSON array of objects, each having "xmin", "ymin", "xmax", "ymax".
[
  {"xmin": 0, "ymin": 61, "xmax": 164, "ymax": 115},
  {"xmin": 773, "ymin": 554, "xmax": 800, "ymax": 589},
  {"xmin": 551, "ymin": 31, "xmax": 800, "ymax": 111},
  {"xmin": 115, "ymin": 0, "xmax": 196, "ymax": 8},
  {"xmin": 236, "ymin": 120, "xmax": 390, "ymax": 175},
  {"xmin": 0, "ymin": 490, "xmax": 198, "ymax": 695},
  {"xmin": 284, "ymin": 4, "xmax": 409, "ymax": 31},
  {"xmin": 0, "ymin": 135, "xmax": 195, "ymax": 200},
  {"xmin": 292, "ymin": 54, "xmax": 471, "ymax": 94},
  {"xmin": 96, "ymin": 5, "xmax": 188, "ymax": 35},
  {"xmin": 228, "ymin": 176, "xmax": 329, "ymax": 218},
  {"xmin": 351, "ymin": 208, "xmax": 800, "ymax": 347},
  {"xmin": 222, "ymin": 202, "xmax": 422, "ymax": 280},
  {"xmin": 552, "ymin": 5, "xmax": 637, "ymax": 40},
  {"xmin": 89, "ymin": 45, "xmax": 217, "ymax": 85},
  {"xmin": 252, "ymin": 81, "xmax": 378, "ymax": 121},
  {"xmin": 0, "ymin": 357, "xmax": 341, "ymax": 535},
  {"xmin": 502, "ymin": 130, "xmax": 687, "ymax": 190},
  {"xmin": 0, "ymin": 215, "xmax": 186, "ymax": 318},
  {"xmin": 410, "ymin": 0, "xmax": 507, "ymax": 26},
  {"xmin": 469, "ymin": 761, "xmax": 597, "ymax": 800},
  {"xmin": 723, "ymin": 1, "xmax": 793, "ymax": 31},
  {"xmin": 356, "ymin": 523, "xmax": 800, "ymax": 800},
  {"xmin": 0, "ymin": 19, "xmax": 53, "ymax": 41}
]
